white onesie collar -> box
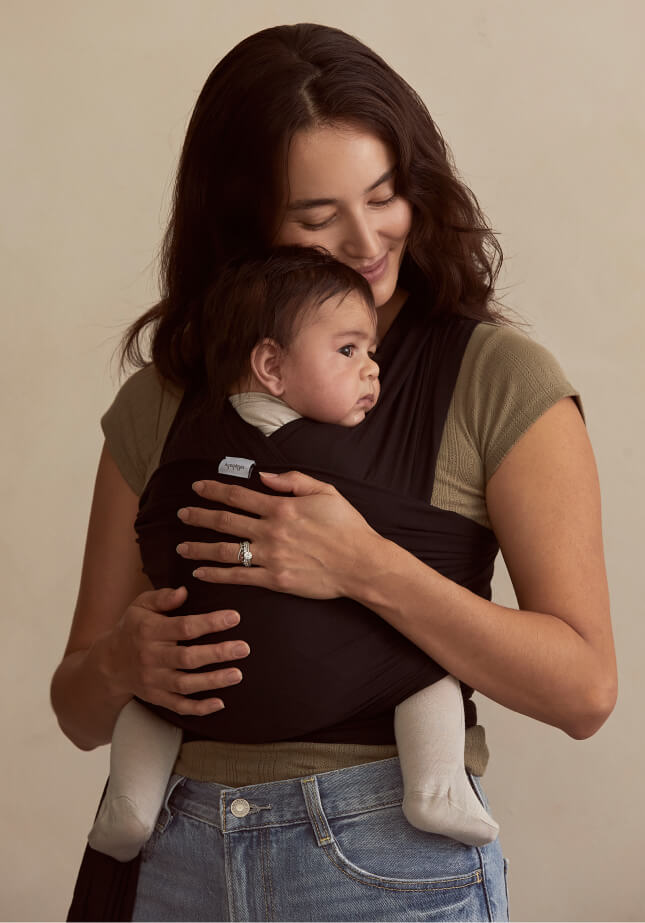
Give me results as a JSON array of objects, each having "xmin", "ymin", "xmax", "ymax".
[{"xmin": 228, "ymin": 392, "xmax": 302, "ymax": 436}]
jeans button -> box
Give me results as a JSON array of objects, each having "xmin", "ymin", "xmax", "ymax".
[{"xmin": 230, "ymin": 798, "xmax": 250, "ymax": 818}]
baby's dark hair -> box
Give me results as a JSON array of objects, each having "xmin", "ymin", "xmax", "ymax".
[{"xmin": 200, "ymin": 246, "xmax": 376, "ymax": 411}]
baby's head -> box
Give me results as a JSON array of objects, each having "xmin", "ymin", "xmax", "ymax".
[{"xmin": 203, "ymin": 247, "xmax": 380, "ymax": 426}]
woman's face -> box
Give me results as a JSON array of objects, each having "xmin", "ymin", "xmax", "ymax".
[{"xmin": 274, "ymin": 124, "xmax": 413, "ymax": 313}]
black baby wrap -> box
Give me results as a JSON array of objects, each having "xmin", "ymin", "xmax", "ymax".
[{"xmin": 135, "ymin": 296, "xmax": 500, "ymax": 744}]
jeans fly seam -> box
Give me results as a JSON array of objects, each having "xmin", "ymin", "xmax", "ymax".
[{"xmin": 260, "ymin": 827, "xmax": 274, "ymax": 922}]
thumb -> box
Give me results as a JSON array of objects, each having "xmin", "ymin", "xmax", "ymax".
[
  {"xmin": 259, "ymin": 470, "xmax": 334, "ymax": 497},
  {"xmin": 140, "ymin": 585, "xmax": 188, "ymax": 613}
]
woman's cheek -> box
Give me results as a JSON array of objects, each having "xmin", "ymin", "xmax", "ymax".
[{"xmin": 392, "ymin": 197, "xmax": 414, "ymax": 240}]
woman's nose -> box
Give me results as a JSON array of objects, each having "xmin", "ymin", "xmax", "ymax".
[{"xmin": 341, "ymin": 212, "xmax": 382, "ymax": 261}]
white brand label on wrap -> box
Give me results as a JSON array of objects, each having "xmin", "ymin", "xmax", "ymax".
[{"xmin": 217, "ymin": 456, "xmax": 256, "ymax": 479}]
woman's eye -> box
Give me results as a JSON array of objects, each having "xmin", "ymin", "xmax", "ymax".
[
  {"xmin": 339, "ymin": 345, "xmax": 355, "ymax": 357},
  {"xmin": 300, "ymin": 215, "xmax": 335, "ymax": 231},
  {"xmin": 370, "ymin": 193, "xmax": 396, "ymax": 208}
]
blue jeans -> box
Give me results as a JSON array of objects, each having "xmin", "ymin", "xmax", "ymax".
[{"xmin": 132, "ymin": 757, "xmax": 510, "ymax": 921}]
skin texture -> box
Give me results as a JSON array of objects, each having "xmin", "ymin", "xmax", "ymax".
[
  {"xmin": 247, "ymin": 290, "xmax": 380, "ymax": 426},
  {"xmin": 51, "ymin": 123, "xmax": 617, "ymax": 751},
  {"xmin": 274, "ymin": 124, "xmax": 413, "ymax": 339}
]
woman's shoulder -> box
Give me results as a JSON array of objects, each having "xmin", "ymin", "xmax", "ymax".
[
  {"xmin": 432, "ymin": 320, "xmax": 582, "ymax": 528},
  {"xmin": 100, "ymin": 365, "xmax": 183, "ymax": 496},
  {"xmin": 464, "ymin": 320, "xmax": 574, "ymax": 379},
  {"xmin": 458, "ymin": 321, "xmax": 583, "ymax": 478}
]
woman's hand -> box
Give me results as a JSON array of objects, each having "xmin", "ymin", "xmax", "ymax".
[
  {"xmin": 175, "ymin": 471, "xmax": 383, "ymax": 599},
  {"xmin": 107, "ymin": 585, "xmax": 251, "ymax": 716}
]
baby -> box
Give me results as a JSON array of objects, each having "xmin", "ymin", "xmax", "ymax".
[{"xmin": 89, "ymin": 247, "xmax": 498, "ymax": 861}]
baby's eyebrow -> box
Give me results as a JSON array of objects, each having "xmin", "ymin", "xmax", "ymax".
[
  {"xmin": 333, "ymin": 329, "xmax": 373, "ymax": 339},
  {"xmin": 287, "ymin": 168, "xmax": 395, "ymax": 211}
]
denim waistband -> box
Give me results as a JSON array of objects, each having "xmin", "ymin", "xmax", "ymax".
[{"xmin": 166, "ymin": 755, "xmax": 406, "ymax": 836}]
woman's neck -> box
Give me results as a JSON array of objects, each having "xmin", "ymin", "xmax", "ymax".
[{"xmin": 376, "ymin": 287, "xmax": 408, "ymax": 341}]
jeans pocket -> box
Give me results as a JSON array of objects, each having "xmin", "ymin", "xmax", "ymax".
[{"xmin": 302, "ymin": 776, "xmax": 483, "ymax": 893}]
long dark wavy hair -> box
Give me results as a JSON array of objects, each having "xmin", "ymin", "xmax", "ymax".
[{"xmin": 121, "ymin": 23, "xmax": 504, "ymax": 388}]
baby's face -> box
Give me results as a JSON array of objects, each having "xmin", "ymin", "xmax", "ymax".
[{"xmin": 280, "ymin": 291, "xmax": 380, "ymax": 426}]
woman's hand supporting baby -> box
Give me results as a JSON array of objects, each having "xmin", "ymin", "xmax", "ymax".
[
  {"xmin": 50, "ymin": 442, "xmax": 252, "ymax": 752},
  {"xmin": 106, "ymin": 586, "xmax": 250, "ymax": 714},
  {"xmin": 51, "ymin": 585, "xmax": 251, "ymax": 751},
  {"xmin": 176, "ymin": 471, "xmax": 385, "ymax": 600}
]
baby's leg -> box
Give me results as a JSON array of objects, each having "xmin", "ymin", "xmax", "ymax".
[
  {"xmin": 394, "ymin": 674, "xmax": 499, "ymax": 845},
  {"xmin": 88, "ymin": 700, "xmax": 182, "ymax": 862}
]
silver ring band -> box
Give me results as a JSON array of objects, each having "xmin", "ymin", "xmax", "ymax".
[{"xmin": 238, "ymin": 540, "xmax": 253, "ymax": 567}]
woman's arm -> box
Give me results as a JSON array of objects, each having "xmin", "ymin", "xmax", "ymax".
[
  {"xmin": 178, "ymin": 397, "xmax": 617, "ymax": 739},
  {"xmin": 50, "ymin": 443, "xmax": 250, "ymax": 751},
  {"xmin": 355, "ymin": 396, "xmax": 617, "ymax": 738}
]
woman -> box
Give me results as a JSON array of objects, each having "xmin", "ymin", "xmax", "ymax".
[{"xmin": 51, "ymin": 23, "xmax": 616, "ymax": 923}]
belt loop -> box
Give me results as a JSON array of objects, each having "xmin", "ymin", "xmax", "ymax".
[{"xmin": 300, "ymin": 776, "xmax": 333, "ymax": 847}]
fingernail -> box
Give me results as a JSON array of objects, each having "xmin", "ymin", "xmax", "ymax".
[
  {"xmin": 192, "ymin": 480, "xmax": 205, "ymax": 492},
  {"xmin": 177, "ymin": 508, "xmax": 189, "ymax": 520},
  {"xmin": 227, "ymin": 669, "xmax": 242, "ymax": 683},
  {"xmin": 193, "ymin": 568, "xmax": 205, "ymax": 578},
  {"xmin": 176, "ymin": 543, "xmax": 188, "ymax": 555},
  {"xmin": 224, "ymin": 612, "xmax": 240, "ymax": 627},
  {"xmin": 260, "ymin": 471, "xmax": 278, "ymax": 478},
  {"xmin": 232, "ymin": 643, "xmax": 250, "ymax": 657}
]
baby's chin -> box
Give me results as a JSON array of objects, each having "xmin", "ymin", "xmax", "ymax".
[{"xmin": 336, "ymin": 408, "xmax": 370, "ymax": 428}]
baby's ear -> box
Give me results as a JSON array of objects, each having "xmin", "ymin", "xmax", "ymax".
[{"xmin": 250, "ymin": 338, "xmax": 285, "ymax": 396}]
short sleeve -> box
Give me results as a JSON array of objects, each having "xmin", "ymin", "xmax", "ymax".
[
  {"xmin": 100, "ymin": 365, "xmax": 182, "ymax": 496},
  {"xmin": 466, "ymin": 324, "xmax": 584, "ymax": 481},
  {"xmin": 433, "ymin": 322, "xmax": 584, "ymax": 529}
]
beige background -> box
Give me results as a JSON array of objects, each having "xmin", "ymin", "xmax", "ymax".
[{"xmin": 2, "ymin": 1, "xmax": 643, "ymax": 920}]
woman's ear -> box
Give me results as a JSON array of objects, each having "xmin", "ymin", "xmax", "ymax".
[{"xmin": 249, "ymin": 339, "xmax": 285, "ymax": 396}]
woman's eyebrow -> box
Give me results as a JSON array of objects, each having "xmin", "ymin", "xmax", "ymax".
[{"xmin": 287, "ymin": 168, "xmax": 395, "ymax": 211}]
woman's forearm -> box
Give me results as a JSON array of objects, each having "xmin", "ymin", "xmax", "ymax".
[
  {"xmin": 351, "ymin": 535, "xmax": 614, "ymax": 740},
  {"xmin": 50, "ymin": 632, "xmax": 132, "ymax": 751}
]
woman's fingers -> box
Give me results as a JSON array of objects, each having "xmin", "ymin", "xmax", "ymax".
[
  {"xmin": 176, "ymin": 540, "xmax": 251, "ymax": 564},
  {"xmin": 155, "ymin": 693, "xmax": 227, "ymax": 717},
  {"xmin": 259, "ymin": 470, "xmax": 336, "ymax": 496},
  {"xmin": 168, "ymin": 664, "xmax": 244, "ymax": 696},
  {"xmin": 192, "ymin": 479, "xmax": 278, "ymax": 515},
  {"xmin": 136, "ymin": 584, "xmax": 189, "ymax": 613},
  {"xmin": 170, "ymin": 639, "xmax": 251, "ymax": 671},
  {"xmin": 151, "ymin": 607, "xmax": 241, "ymax": 642},
  {"xmin": 178, "ymin": 505, "xmax": 260, "ymax": 539},
  {"xmin": 192, "ymin": 563, "xmax": 278, "ymax": 590}
]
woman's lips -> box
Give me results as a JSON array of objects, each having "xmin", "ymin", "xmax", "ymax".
[{"xmin": 356, "ymin": 253, "xmax": 388, "ymax": 283}]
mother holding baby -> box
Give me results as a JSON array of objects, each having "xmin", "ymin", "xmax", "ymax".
[{"xmin": 51, "ymin": 23, "xmax": 616, "ymax": 923}]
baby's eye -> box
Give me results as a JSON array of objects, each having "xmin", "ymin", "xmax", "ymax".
[{"xmin": 338, "ymin": 345, "xmax": 355, "ymax": 358}]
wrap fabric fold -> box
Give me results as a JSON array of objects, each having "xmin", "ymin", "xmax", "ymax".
[{"xmin": 133, "ymin": 298, "xmax": 499, "ymax": 743}]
